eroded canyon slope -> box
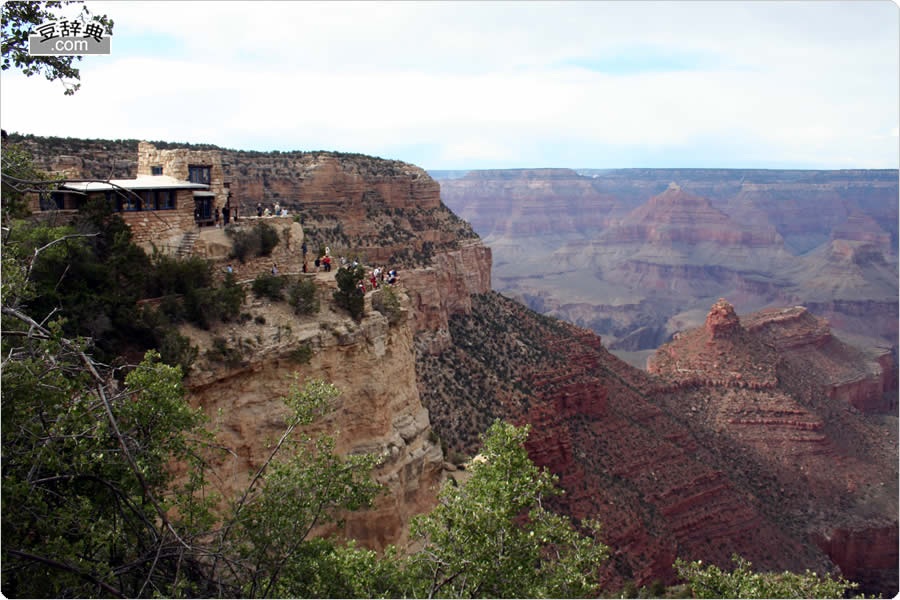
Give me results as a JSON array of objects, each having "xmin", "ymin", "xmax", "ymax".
[
  {"xmin": 19, "ymin": 134, "xmax": 898, "ymax": 595},
  {"xmin": 436, "ymin": 168, "xmax": 898, "ymax": 362},
  {"xmin": 419, "ymin": 293, "xmax": 898, "ymax": 595}
]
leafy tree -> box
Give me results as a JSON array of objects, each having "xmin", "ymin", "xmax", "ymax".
[
  {"xmin": 1, "ymin": 0, "xmax": 114, "ymax": 95},
  {"xmin": 252, "ymin": 271, "xmax": 285, "ymax": 301},
  {"xmin": 1, "ymin": 141, "xmax": 50, "ymax": 219},
  {"xmin": 289, "ymin": 276, "xmax": 319, "ymax": 315},
  {"xmin": 674, "ymin": 554, "xmax": 859, "ymax": 599},
  {"xmin": 333, "ymin": 263, "xmax": 365, "ymax": 319},
  {"xmin": 228, "ymin": 222, "xmax": 280, "ymax": 262},
  {"xmin": 404, "ymin": 421, "xmax": 609, "ymax": 598},
  {"xmin": 2, "ymin": 226, "xmax": 381, "ymax": 596}
]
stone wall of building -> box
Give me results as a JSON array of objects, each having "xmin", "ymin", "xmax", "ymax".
[
  {"xmin": 137, "ymin": 142, "xmax": 229, "ymax": 215},
  {"xmin": 119, "ymin": 188, "xmax": 196, "ymax": 251}
]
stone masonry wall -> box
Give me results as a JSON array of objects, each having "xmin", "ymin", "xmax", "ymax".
[
  {"xmin": 137, "ymin": 141, "xmax": 228, "ymax": 214},
  {"xmin": 120, "ymin": 188, "xmax": 196, "ymax": 251}
]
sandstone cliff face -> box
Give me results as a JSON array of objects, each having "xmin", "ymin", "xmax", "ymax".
[
  {"xmin": 403, "ymin": 243, "xmax": 493, "ymax": 354},
  {"xmin": 182, "ymin": 280, "xmax": 443, "ymax": 551}
]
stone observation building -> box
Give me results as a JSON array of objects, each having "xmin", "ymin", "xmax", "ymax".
[{"xmin": 38, "ymin": 142, "xmax": 234, "ymax": 253}]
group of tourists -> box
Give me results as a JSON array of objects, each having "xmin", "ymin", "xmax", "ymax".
[
  {"xmin": 358, "ymin": 266, "xmax": 398, "ymax": 294},
  {"xmin": 256, "ymin": 202, "xmax": 289, "ymax": 218},
  {"xmin": 297, "ymin": 241, "xmax": 399, "ymax": 291}
]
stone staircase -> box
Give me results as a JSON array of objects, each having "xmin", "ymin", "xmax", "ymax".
[{"xmin": 176, "ymin": 231, "xmax": 199, "ymax": 258}]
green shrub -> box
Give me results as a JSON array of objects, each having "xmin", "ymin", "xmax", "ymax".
[
  {"xmin": 289, "ymin": 277, "xmax": 319, "ymax": 315},
  {"xmin": 206, "ymin": 336, "xmax": 242, "ymax": 368},
  {"xmin": 158, "ymin": 330, "xmax": 199, "ymax": 376},
  {"xmin": 229, "ymin": 222, "xmax": 281, "ymax": 263},
  {"xmin": 186, "ymin": 287, "xmax": 225, "ymax": 329},
  {"xmin": 289, "ymin": 343, "xmax": 313, "ymax": 364},
  {"xmin": 258, "ymin": 223, "xmax": 280, "ymax": 256},
  {"xmin": 332, "ymin": 264, "xmax": 365, "ymax": 320},
  {"xmin": 149, "ymin": 253, "xmax": 214, "ymax": 296},
  {"xmin": 252, "ymin": 273, "xmax": 285, "ymax": 301},
  {"xmin": 218, "ymin": 272, "xmax": 246, "ymax": 319},
  {"xmin": 159, "ymin": 294, "xmax": 186, "ymax": 322},
  {"xmin": 448, "ymin": 450, "xmax": 468, "ymax": 466}
]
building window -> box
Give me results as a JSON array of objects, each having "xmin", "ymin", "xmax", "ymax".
[
  {"xmin": 151, "ymin": 166, "xmax": 163, "ymax": 175},
  {"xmin": 109, "ymin": 190, "xmax": 140, "ymax": 211},
  {"xmin": 188, "ymin": 165, "xmax": 211, "ymax": 185},
  {"xmin": 157, "ymin": 190, "xmax": 176, "ymax": 210}
]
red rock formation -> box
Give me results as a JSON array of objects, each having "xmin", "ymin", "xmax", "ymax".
[
  {"xmin": 706, "ymin": 298, "xmax": 741, "ymax": 339},
  {"xmin": 434, "ymin": 294, "xmax": 897, "ymax": 595},
  {"xmin": 402, "ymin": 243, "xmax": 493, "ymax": 354},
  {"xmin": 744, "ymin": 305, "xmax": 898, "ymax": 414},
  {"xmin": 646, "ymin": 299, "xmax": 897, "ymax": 594},
  {"xmin": 815, "ymin": 524, "xmax": 900, "ymax": 595}
]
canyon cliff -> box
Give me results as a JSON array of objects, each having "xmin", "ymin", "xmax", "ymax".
[
  {"xmin": 420, "ymin": 294, "xmax": 898, "ymax": 595},
  {"xmin": 18, "ymin": 134, "xmax": 898, "ymax": 596},
  {"xmin": 435, "ymin": 168, "xmax": 898, "ymax": 362}
]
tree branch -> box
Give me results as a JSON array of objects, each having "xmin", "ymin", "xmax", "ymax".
[{"xmin": 5, "ymin": 548, "xmax": 126, "ymax": 598}]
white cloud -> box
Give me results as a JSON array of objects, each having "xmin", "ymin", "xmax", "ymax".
[{"xmin": 2, "ymin": 1, "xmax": 897, "ymax": 168}]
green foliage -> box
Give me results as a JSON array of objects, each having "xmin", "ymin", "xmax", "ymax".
[
  {"xmin": 1, "ymin": 300, "xmax": 384, "ymax": 598},
  {"xmin": 289, "ymin": 342, "xmax": 313, "ymax": 364},
  {"xmin": 1, "ymin": 142, "xmax": 49, "ymax": 219},
  {"xmin": 252, "ymin": 272, "xmax": 285, "ymax": 301},
  {"xmin": 206, "ymin": 335, "xmax": 243, "ymax": 368},
  {"xmin": 1, "ymin": 346, "xmax": 213, "ymax": 597},
  {"xmin": 372, "ymin": 285, "xmax": 403, "ymax": 324},
  {"xmin": 622, "ymin": 580, "xmax": 640, "ymax": 598},
  {"xmin": 4, "ymin": 198, "xmax": 155, "ymax": 357},
  {"xmin": 157, "ymin": 328, "xmax": 199, "ymax": 375},
  {"xmin": 405, "ymin": 421, "xmax": 609, "ymax": 598},
  {"xmin": 333, "ymin": 264, "xmax": 365, "ymax": 319},
  {"xmin": 674, "ymin": 554, "xmax": 858, "ymax": 599},
  {"xmin": 289, "ymin": 276, "xmax": 319, "ymax": 315},
  {"xmin": 1, "ymin": 1, "xmax": 114, "ymax": 95},
  {"xmin": 229, "ymin": 222, "xmax": 281, "ymax": 262},
  {"xmin": 649, "ymin": 578, "xmax": 667, "ymax": 597},
  {"xmin": 146, "ymin": 258, "xmax": 245, "ymax": 330},
  {"xmin": 148, "ymin": 252, "xmax": 214, "ymax": 296}
]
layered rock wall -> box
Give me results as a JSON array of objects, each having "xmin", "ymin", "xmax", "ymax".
[
  {"xmin": 183, "ymin": 283, "xmax": 443, "ymax": 551},
  {"xmin": 403, "ymin": 243, "xmax": 493, "ymax": 354}
]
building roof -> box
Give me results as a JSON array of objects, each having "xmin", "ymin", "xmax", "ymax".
[{"xmin": 61, "ymin": 175, "xmax": 209, "ymax": 192}]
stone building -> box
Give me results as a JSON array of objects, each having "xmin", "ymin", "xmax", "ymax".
[
  {"xmin": 30, "ymin": 140, "xmax": 243, "ymax": 255},
  {"xmin": 137, "ymin": 141, "xmax": 234, "ymax": 225},
  {"xmin": 56, "ymin": 176, "xmax": 209, "ymax": 251}
]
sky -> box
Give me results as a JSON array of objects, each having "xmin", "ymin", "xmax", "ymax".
[{"xmin": 1, "ymin": 1, "xmax": 898, "ymax": 170}]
